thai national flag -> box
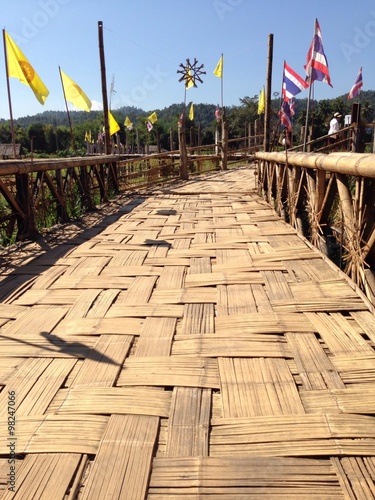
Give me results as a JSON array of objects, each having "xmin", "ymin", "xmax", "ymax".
[
  {"xmin": 279, "ymin": 101, "xmax": 292, "ymax": 131},
  {"xmin": 289, "ymin": 97, "xmax": 296, "ymax": 116},
  {"xmin": 282, "ymin": 62, "xmax": 309, "ymax": 102},
  {"xmin": 215, "ymin": 105, "xmax": 221, "ymax": 122},
  {"xmin": 304, "ymin": 19, "xmax": 332, "ymax": 87},
  {"xmin": 348, "ymin": 67, "xmax": 363, "ymax": 99}
]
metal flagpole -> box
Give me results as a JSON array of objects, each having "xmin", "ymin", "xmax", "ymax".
[{"xmin": 2, "ymin": 29, "xmax": 17, "ymax": 158}]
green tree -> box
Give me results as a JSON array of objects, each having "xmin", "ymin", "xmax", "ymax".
[{"xmin": 27, "ymin": 123, "xmax": 47, "ymax": 152}]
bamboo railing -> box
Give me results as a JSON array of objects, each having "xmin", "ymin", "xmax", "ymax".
[
  {"xmin": 0, "ymin": 138, "xmax": 252, "ymax": 245},
  {"xmin": 255, "ymin": 149, "xmax": 375, "ymax": 301}
]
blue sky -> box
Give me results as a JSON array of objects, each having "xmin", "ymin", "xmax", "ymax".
[{"xmin": 1, "ymin": 0, "xmax": 374, "ymax": 119}]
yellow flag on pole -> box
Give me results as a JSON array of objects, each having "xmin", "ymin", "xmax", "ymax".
[
  {"xmin": 258, "ymin": 86, "xmax": 265, "ymax": 115},
  {"xmin": 189, "ymin": 102, "xmax": 194, "ymax": 121},
  {"xmin": 4, "ymin": 30, "xmax": 49, "ymax": 105},
  {"xmin": 148, "ymin": 111, "xmax": 157, "ymax": 124},
  {"xmin": 109, "ymin": 111, "xmax": 120, "ymax": 135},
  {"xmin": 213, "ymin": 55, "xmax": 223, "ymax": 78},
  {"xmin": 124, "ymin": 116, "xmax": 133, "ymax": 130},
  {"xmin": 60, "ymin": 68, "xmax": 92, "ymax": 112}
]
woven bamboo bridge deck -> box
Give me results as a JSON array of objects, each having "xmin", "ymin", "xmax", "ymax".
[{"xmin": 1, "ymin": 165, "xmax": 375, "ymax": 499}]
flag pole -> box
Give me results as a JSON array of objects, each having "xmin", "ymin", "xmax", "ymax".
[
  {"xmin": 303, "ymin": 78, "xmax": 313, "ymax": 153},
  {"xmin": 220, "ymin": 52, "xmax": 224, "ymax": 109},
  {"xmin": 303, "ymin": 19, "xmax": 316, "ymax": 152},
  {"xmin": 2, "ymin": 29, "xmax": 17, "ymax": 158},
  {"xmin": 59, "ymin": 66, "xmax": 77, "ymax": 154}
]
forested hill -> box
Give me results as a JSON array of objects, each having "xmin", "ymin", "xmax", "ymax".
[
  {"xmin": 5, "ymin": 103, "xmax": 223, "ymax": 131},
  {"xmin": 5, "ymin": 89, "xmax": 375, "ymax": 131}
]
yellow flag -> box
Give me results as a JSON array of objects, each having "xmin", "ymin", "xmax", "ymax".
[
  {"xmin": 60, "ymin": 68, "xmax": 91, "ymax": 112},
  {"xmin": 124, "ymin": 116, "xmax": 133, "ymax": 130},
  {"xmin": 258, "ymin": 86, "xmax": 265, "ymax": 115},
  {"xmin": 148, "ymin": 111, "xmax": 157, "ymax": 124},
  {"xmin": 108, "ymin": 111, "xmax": 120, "ymax": 135},
  {"xmin": 189, "ymin": 102, "xmax": 194, "ymax": 121},
  {"xmin": 5, "ymin": 31, "xmax": 49, "ymax": 105},
  {"xmin": 186, "ymin": 68, "xmax": 194, "ymax": 89},
  {"xmin": 213, "ymin": 55, "xmax": 223, "ymax": 78}
]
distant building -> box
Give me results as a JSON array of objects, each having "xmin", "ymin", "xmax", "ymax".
[{"xmin": 0, "ymin": 144, "xmax": 24, "ymax": 159}]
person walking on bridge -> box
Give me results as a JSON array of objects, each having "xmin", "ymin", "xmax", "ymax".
[{"xmin": 328, "ymin": 112, "xmax": 341, "ymax": 148}]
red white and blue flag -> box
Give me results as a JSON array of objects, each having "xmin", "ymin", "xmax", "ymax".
[
  {"xmin": 289, "ymin": 97, "xmax": 296, "ymax": 116},
  {"xmin": 348, "ymin": 67, "xmax": 363, "ymax": 99},
  {"xmin": 304, "ymin": 19, "xmax": 332, "ymax": 87},
  {"xmin": 282, "ymin": 61, "xmax": 309, "ymax": 102},
  {"xmin": 215, "ymin": 105, "xmax": 221, "ymax": 123},
  {"xmin": 279, "ymin": 100, "xmax": 292, "ymax": 131}
]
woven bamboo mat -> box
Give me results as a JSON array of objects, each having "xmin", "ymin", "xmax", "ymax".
[{"xmin": 0, "ymin": 166, "xmax": 374, "ymax": 498}]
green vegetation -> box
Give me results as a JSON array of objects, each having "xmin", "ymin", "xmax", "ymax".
[{"xmin": 0, "ymin": 91, "xmax": 373, "ymax": 157}]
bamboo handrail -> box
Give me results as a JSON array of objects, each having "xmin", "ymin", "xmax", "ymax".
[{"xmin": 255, "ymin": 151, "xmax": 375, "ymax": 179}]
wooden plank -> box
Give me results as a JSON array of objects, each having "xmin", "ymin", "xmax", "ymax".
[
  {"xmin": 12, "ymin": 289, "xmax": 81, "ymax": 306},
  {"xmin": 0, "ymin": 333, "xmax": 96, "ymax": 358},
  {"xmin": 64, "ymin": 289, "xmax": 102, "ymax": 319},
  {"xmin": 179, "ymin": 303, "xmax": 215, "ymax": 335},
  {"xmin": 54, "ymin": 387, "xmax": 171, "ymax": 417},
  {"xmin": 165, "ymin": 387, "xmax": 211, "ymax": 457},
  {"xmin": 172, "ymin": 335, "xmax": 289, "ymax": 358},
  {"xmin": 50, "ymin": 275, "xmax": 133, "ymax": 289},
  {"xmin": 115, "ymin": 276, "xmax": 157, "ymax": 304},
  {"xmin": 351, "ymin": 310, "xmax": 375, "ymax": 343},
  {"xmin": 135, "ymin": 317, "xmax": 176, "ymax": 356},
  {"xmin": 305, "ymin": 312, "xmax": 374, "ymax": 355},
  {"xmin": 0, "ymin": 415, "xmax": 109, "ymax": 455},
  {"xmin": 210, "ymin": 413, "xmax": 375, "ymax": 457},
  {"xmin": 285, "ymin": 332, "xmax": 345, "ymax": 390},
  {"xmin": 218, "ymin": 358, "xmax": 304, "ymax": 417},
  {"xmin": 53, "ymin": 317, "xmax": 144, "ymax": 336},
  {"xmin": 217, "ymin": 284, "xmax": 257, "ymax": 315},
  {"xmin": 106, "ymin": 303, "xmax": 184, "ymax": 318},
  {"xmin": 84, "ymin": 289, "xmax": 119, "ymax": 318},
  {"xmin": 70, "ymin": 335, "xmax": 133, "ymax": 387},
  {"xmin": 1, "ymin": 306, "xmax": 68, "ymax": 336},
  {"xmin": 149, "ymin": 456, "xmax": 341, "ymax": 493},
  {"xmin": 149, "ymin": 287, "xmax": 217, "ymax": 304},
  {"xmin": 81, "ymin": 415, "xmax": 159, "ymax": 500},
  {"xmin": 0, "ymin": 453, "xmax": 82, "ymax": 500},
  {"xmin": 117, "ymin": 357, "xmax": 220, "ymax": 389},
  {"xmin": 184, "ymin": 271, "xmax": 264, "ymax": 287},
  {"xmin": 215, "ymin": 312, "xmax": 315, "ymax": 334}
]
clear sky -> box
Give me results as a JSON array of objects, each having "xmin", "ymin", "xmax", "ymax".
[{"xmin": 1, "ymin": 0, "xmax": 374, "ymax": 119}]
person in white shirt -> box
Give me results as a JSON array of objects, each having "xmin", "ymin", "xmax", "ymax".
[{"xmin": 328, "ymin": 112, "xmax": 341, "ymax": 146}]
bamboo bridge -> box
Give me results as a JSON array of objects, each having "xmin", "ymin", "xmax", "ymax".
[{"xmin": 0, "ymin": 148, "xmax": 375, "ymax": 498}]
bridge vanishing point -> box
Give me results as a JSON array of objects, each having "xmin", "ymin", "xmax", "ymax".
[{"xmin": 0, "ymin": 164, "xmax": 375, "ymax": 498}]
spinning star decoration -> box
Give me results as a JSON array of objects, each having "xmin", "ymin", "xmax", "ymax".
[{"xmin": 177, "ymin": 58, "xmax": 206, "ymax": 88}]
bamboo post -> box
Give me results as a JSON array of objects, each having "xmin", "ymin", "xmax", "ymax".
[
  {"xmin": 264, "ymin": 34, "xmax": 273, "ymax": 152},
  {"xmin": 221, "ymin": 107, "xmax": 228, "ymax": 170},
  {"xmin": 98, "ymin": 22, "xmax": 111, "ymax": 156},
  {"xmin": 178, "ymin": 116, "xmax": 189, "ymax": 180},
  {"xmin": 136, "ymin": 128, "xmax": 140, "ymax": 154}
]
